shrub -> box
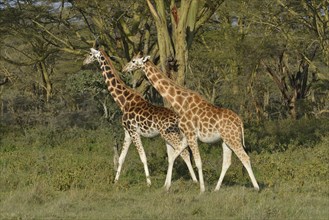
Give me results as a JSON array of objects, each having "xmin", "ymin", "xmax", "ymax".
[{"xmin": 245, "ymin": 117, "xmax": 329, "ymax": 153}]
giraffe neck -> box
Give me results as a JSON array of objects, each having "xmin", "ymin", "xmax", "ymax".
[
  {"xmin": 99, "ymin": 50, "xmax": 143, "ymax": 111},
  {"xmin": 142, "ymin": 61, "xmax": 200, "ymax": 114}
]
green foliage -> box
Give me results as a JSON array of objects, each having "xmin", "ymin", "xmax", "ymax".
[
  {"xmin": 0, "ymin": 124, "xmax": 328, "ymax": 219},
  {"xmin": 0, "ymin": 127, "xmax": 116, "ymax": 192},
  {"xmin": 1, "ymin": 0, "xmax": 328, "ymax": 124},
  {"xmin": 256, "ymin": 141, "xmax": 329, "ymax": 188},
  {"xmin": 188, "ymin": 0, "xmax": 329, "ymax": 120},
  {"xmin": 245, "ymin": 117, "xmax": 329, "ymax": 152}
]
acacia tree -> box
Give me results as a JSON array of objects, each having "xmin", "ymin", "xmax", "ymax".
[
  {"xmin": 256, "ymin": 0, "xmax": 327, "ymax": 119},
  {"xmin": 62, "ymin": 0, "xmax": 224, "ymax": 103},
  {"xmin": 1, "ymin": 0, "xmax": 226, "ymax": 97},
  {"xmin": 278, "ymin": 0, "xmax": 329, "ymax": 66},
  {"xmin": 71, "ymin": 0, "xmax": 224, "ymax": 81},
  {"xmin": 145, "ymin": 0, "xmax": 224, "ymax": 85},
  {"xmin": 0, "ymin": 0, "xmax": 75, "ymax": 102},
  {"xmin": 262, "ymin": 48, "xmax": 318, "ymax": 119},
  {"xmin": 184, "ymin": 0, "xmax": 328, "ymax": 120}
]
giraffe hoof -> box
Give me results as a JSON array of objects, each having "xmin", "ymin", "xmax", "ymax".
[{"xmin": 164, "ymin": 186, "xmax": 171, "ymax": 191}]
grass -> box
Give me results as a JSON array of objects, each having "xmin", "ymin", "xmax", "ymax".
[
  {"xmin": 1, "ymin": 181, "xmax": 327, "ymax": 219},
  {"xmin": 0, "ymin": 126, "xmax": 328, "ymax": 219}
]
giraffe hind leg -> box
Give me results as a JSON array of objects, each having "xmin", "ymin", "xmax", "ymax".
[
  {"xmin": 162, "ymin": 131, "xmax": 198, "ymax": 191},
  {"xmin": 131, "ymin": 132, "xmax": 152, "ymax": 186},
  {"xmin": 164, "ymin": 143, "xmax": 197, "ymax": 191},
  {"xmin": 164, "ymin": 143, "xmax": 179, "ymax": 191},
  {"xmin": 230, "ymin": 141, "xmax": 260, "ymax": 191},
  {"xmin": 240, "ymin": 154, "xmax": 260, "ymax": 191},
  {"xmin": 179, "ymin": 148, "xmax": 198, "ymax": 183}
]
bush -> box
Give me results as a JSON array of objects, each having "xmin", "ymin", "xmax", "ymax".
[{"xmin": 245, "ymin": 117, "xmax": 329, "ymax": 153}]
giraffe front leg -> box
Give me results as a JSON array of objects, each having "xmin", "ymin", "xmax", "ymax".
[
  {"xmin": 114, "ymin": 130, "xmax": 132, "ymax": 183},
  {"xmin": 131, "ymin": 133, "xmax": 151, "ymax": 186},
  {"xmin": 187, "ymin": 135, "xmax": 205, "ymax": 193},
  {"xmin": 214, "ymin": 142, "xmax": 232, "ymax": 191}
]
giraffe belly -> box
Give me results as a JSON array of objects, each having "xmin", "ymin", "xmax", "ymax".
[
  {"xmin": 137, "ymin": 127, "xmax": 159, "ymax": 138},
  {"xmin": 197, "ymin": 131, "xmax": 221, "ymax": 143}
]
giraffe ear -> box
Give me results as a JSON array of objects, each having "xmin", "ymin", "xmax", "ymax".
[
  {"xmin": 142, "ymin": 56, "xmax": 150, "ymax": 63},
  {"xmin": 90, "ymin": 48, "xmax": 98, "ymax": 53}
]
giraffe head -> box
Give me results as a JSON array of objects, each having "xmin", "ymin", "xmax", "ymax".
[
  {"xmin": 83, "ymin": 48, "xmax": 102, "ymax": 65},
  {"xmin": 122, "ymin": 53, "xmax": 150, "ymax": 73}
]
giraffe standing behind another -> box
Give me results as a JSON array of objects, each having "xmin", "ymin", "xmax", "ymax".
[
  {"xmin": 83, "ymin": 48, "xmax": 197, "ymax": 189},
  {"xmin": 123, "ymin": 54, "xmax": 260, "ymax": 192}
]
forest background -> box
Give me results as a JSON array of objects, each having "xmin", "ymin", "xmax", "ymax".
[{"xmin": 0, "ymin": 0, "xmax": 328, "ymax": 219}]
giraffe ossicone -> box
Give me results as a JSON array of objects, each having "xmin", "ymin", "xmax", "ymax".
[
  {"xmin": 123, "ymin": 53, "xmax": 260, "ymax": 193},
  {"xmin": 84, "ymin": 48, "xmax": 198, "ymax": 190},
  {"xmin": 83, "ymin": 48, "xmax": 101, "ymax": 65}
]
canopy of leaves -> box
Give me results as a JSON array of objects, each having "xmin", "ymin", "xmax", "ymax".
[{"xmin": 0, "ymin": 0, "xmax": 328, "ymax": 131}]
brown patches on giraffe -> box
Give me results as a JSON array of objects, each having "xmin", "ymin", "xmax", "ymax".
[
  {"xmin": 122, "ymin": 54, "xmax": 260, "ymax": 192},
  {"xmin": 84, "ymin": 48, "xmax": 197, "ymax": 189},
  {"xmin": 176, "ymin": 95, "xmax": 184, "ymax": 105},
  {"xmin": 168, "ymin": 87, "xmax": 176, "ymax": 97}
]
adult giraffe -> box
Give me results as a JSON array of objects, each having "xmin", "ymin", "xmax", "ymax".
[
  {"xmin": 83, "ymin": 48, "xmax": 197, "ymax": 188},
  {"xmin": 123, "ymin": 54, "xmax": 260, "ymax": 192}
]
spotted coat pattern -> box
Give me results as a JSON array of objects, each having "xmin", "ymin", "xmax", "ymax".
[
  {"xmin": 83, "ymin": 48, "xmax": 197, "ymax": 188},
  {"xmin": 123, "ymin": 54, "xmax": 260, "ymax": 192}
]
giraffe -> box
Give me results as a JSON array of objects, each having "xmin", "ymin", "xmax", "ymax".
[
  {"xmin": 123, "ymin": 54, "xmax": 260, "ymax": 193},
  {"xmin": 83, "ymin": 48, "xmax": 197, "ymax": 189}
]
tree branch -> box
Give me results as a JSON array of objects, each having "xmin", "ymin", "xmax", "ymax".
[{"xmin": 146, "ymin": 0, "xmax": 160, "ymax": 22}]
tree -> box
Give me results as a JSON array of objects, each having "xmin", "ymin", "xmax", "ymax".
[
  {"xmin": 68, "ymin": 0, "xmax": 225, "ymax": 100},
  {"xmin": 145, "ymin": 0, "xmax": 224, "ymax": 86},
  {"xmin": 1, "ymin": 0, "xmax": 327, "ymax": 127},
  {"xmin": 277, "ymin": 0, "xmax": 329, "ymax": 66},
  {"xmin": 186, "ymin": 0, "xmax": 328, "ymax": 120},
  {"xmin": 0, "ymin": 1, "xmax": 64, "ymax": 102},
  {"xmin": 256, "ymin": 0, "xmax": 328, "ymax": 119}
]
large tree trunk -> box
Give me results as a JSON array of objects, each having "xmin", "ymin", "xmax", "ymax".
[
  {"xmin": 144, "ymin": 0, "xmax": 223, "ymax": 107},
  {"xmin": 146, "ymin": 0, "xmax": 224, "ymax": 86}
]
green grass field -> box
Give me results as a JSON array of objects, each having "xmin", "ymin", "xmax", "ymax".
[{"xmin": 1, "ymin": 126, "xmax": 328, "ymax": 219}]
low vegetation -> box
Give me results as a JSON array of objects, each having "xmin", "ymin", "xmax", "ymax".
[{"xmin": 1, "ymin": 119, "xmax": 328, "ymax": 219}]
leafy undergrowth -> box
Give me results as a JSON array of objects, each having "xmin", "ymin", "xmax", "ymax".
[{"xmin": 0, "ymin": 125, "xmax": 328, "ymax": 219}]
